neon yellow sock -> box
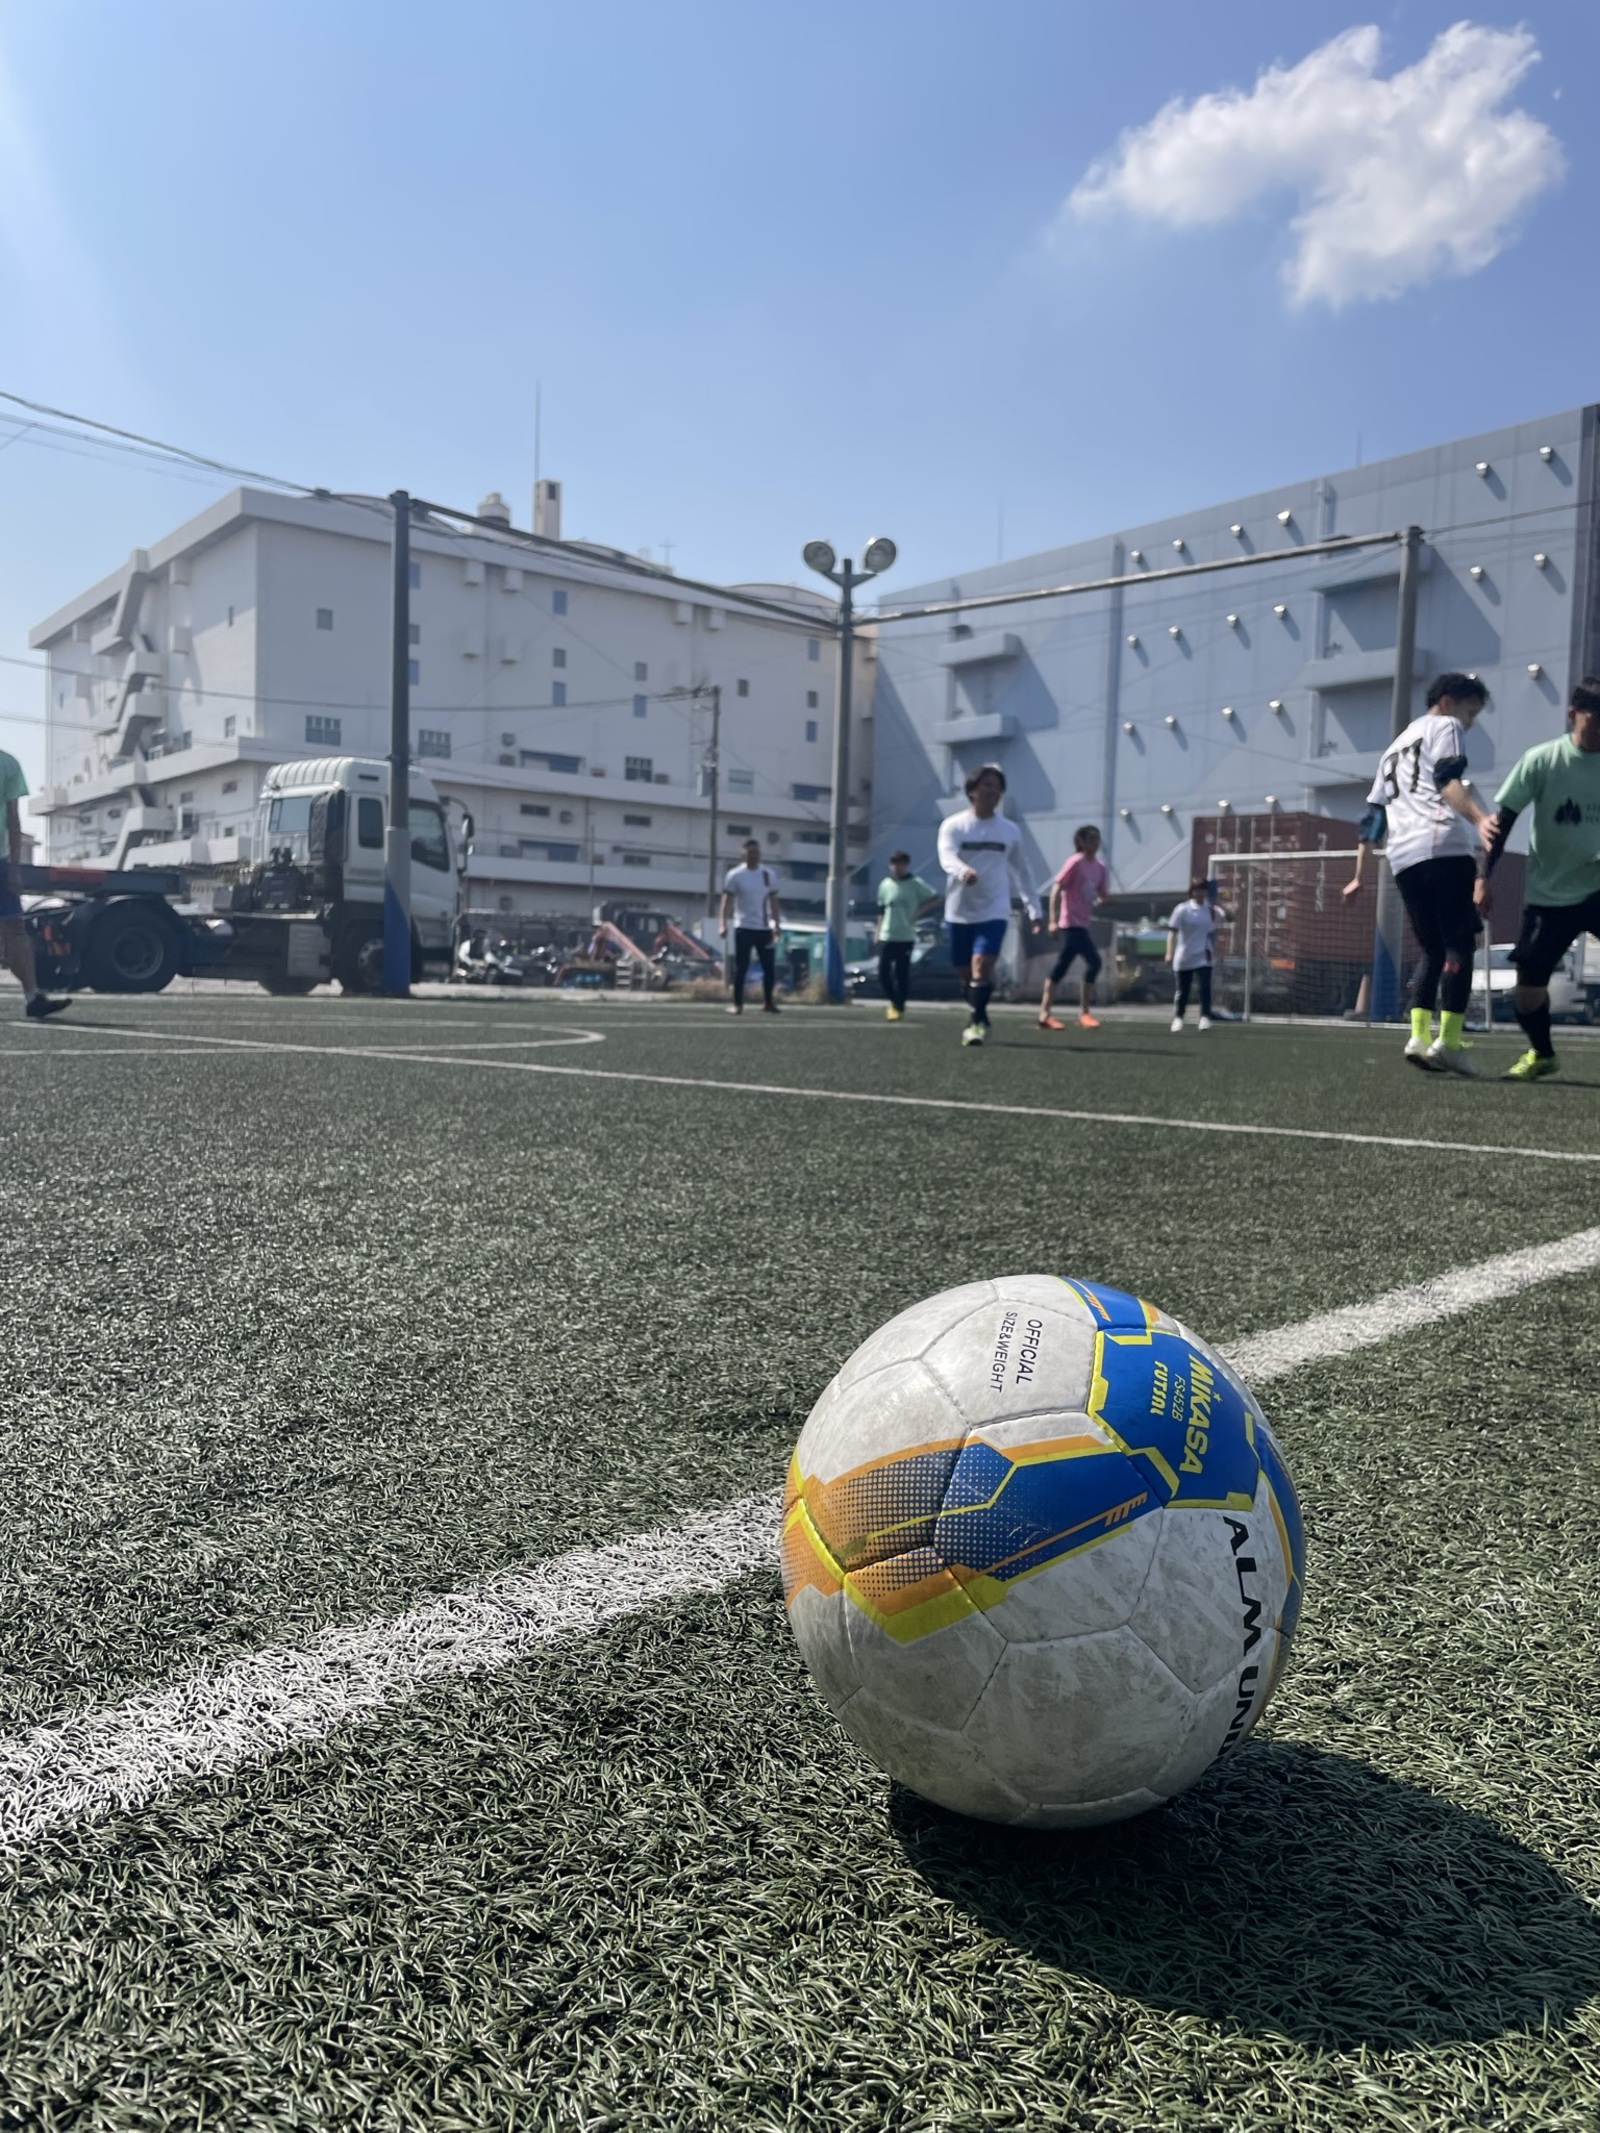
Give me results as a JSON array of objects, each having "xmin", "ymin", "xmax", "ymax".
[
  {"xmin": 1410, "ymin": 1008, "xmax": 1433, "ymax": 1044},
  {"xmin": 1439, "ymin": 1010, "xmax": 1466, "ymax": 1049}
]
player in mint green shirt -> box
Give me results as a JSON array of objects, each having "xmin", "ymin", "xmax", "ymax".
[
  {"xmin": 874, "ymin": 852, "xmax": 938, "ymax": 1020},
  {"xmin": 1478, "ymin": 676, "xmax": 1600, "ymax": 1080},
  {"xmin": 0, "ymin": 746, "xmax": 70, "ymax": 1020}
]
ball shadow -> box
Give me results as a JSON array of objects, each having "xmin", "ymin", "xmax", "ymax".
[{"xmin": 890, "ymin": 1739, "xmax": 1600, "ymax": 2048}]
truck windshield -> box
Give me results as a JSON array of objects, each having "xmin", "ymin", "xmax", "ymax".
[
  {"xmin": 266, "ymin": 795, "xmax": 314, "ymax": 840},
  {"xmin": 409, "ymin": 800, "xmax": 449, "ymax": 872}
]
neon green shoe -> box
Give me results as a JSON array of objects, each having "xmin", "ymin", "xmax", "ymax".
[{"xmin": 1505, "ymin": 1050, "xmax": 1560, "ymax": 1082}]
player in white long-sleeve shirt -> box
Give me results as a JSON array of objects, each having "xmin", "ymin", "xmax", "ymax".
[{"xmin": 937, "ymin": 763, "xmax": 1038, "ymax": 1048}]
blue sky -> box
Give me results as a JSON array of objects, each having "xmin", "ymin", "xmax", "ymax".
[{"xmin": 3, "ymin": 0, "xmax": 1598, "ymax": 782}]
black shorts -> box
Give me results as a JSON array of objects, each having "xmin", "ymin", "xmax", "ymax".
[
  {"xmin": 1050, "ymin": 926, "xmax": 1101, "ymax": 984},
  {"xmin": 1513, "ymin": 891, "xmax": 1600, "ymax": 988}
]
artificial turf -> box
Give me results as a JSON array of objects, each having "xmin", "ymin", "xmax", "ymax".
[{"xmin": 1, "ymin": 992, "xmax": 1598, "ymax": 2129}]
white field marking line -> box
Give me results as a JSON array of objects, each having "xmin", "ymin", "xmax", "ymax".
[
  {"xmin": 52, "ymin": 1024, "xmax": 1600, "ymax": 1167},
  {"xmin": 3, "ymin": 1225, "xmax": 1600, "ymax": 1851},
  {"xmin": 0, "ymin": 1046, "xmax": 227, "ymax": 1059}
]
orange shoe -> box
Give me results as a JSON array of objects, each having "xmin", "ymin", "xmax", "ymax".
[
  {"xmin": 1078, "ymin": 1012, "xmax": 1101, "ymax": 1029},
  {"xmin": 1038, "ymin": 1014, "xmax": 1066, "ymax": 1031}
]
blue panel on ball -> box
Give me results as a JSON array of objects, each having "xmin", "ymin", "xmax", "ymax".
[
  {"xmin": 1253, "ymin": 1420, "xmax": 1307, "ymax": 1643},
  {"xmin": 934, "ymin": 1438, "xmax": 1157, "ymax": 1589},
  {"xmin": 1089, "ymin": 1325, "xmax": 1261, "ymax": 1510},
  {"xmin": 1057, "ymin": 1277, "xmax": 1152, "ymax": 1332}
]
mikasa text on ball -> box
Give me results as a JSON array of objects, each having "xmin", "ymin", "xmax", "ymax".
[{"xmin": 781, "ymin": 1276, "xmax": 1306, "ymax": 1827}]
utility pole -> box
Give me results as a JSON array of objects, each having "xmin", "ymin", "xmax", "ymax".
[
  {"xmin": 383, "ymin": 490, "xmax": 413, "ymax": 997},
  {"xmin": 703, "ymin": 682, "xmax": 721, "ymax": 916},
  {"xmin": 1369, "ymin": 525, "xmax": 1423, "ymax": 1023},
  {"xmin": 803, "ymin": 536, "xmax": 897, "ymax": 1002}
]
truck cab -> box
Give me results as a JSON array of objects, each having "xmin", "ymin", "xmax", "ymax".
[{"xmin": 226, "ymin": 757, "xmax": 469, "ymax": 992}]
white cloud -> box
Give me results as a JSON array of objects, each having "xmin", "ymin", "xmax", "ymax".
[{"xmin": 1066, "ymin": 22, "xmax": 1564, "ymax": 308}]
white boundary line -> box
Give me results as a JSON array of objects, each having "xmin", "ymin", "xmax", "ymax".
[
  {"xmin": 43, "ymin": 1023, "xmax": 1600, "ymax": 1167},
  {"xmin": 3, "ymin": 1224, "xmax": 1598, "ymax": 1851}
]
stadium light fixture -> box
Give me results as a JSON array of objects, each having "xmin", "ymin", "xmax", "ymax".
[
  {"xmin": 1225, "ymin": 612, "xmax": 1240, "ymax": 628},
  {"xmin": 1118, "ymin": 807, "xmax": 1132, "ymax": 820},
  {"xmin": 1221, "ymin": 705, "xmax": 1236, "ymax": 720},
  {"xmin": 1539, "ymin": 444, "xmax": 1555, "ymax": 462},
  {"xmin": 1475, "ymin": 460, "xmax": 1492, "ymax": 477},
  {"xmin": 802, "ymin": 532, "xmax": 898, "ymax": 1001},
  {"xmin": 1534, "ymin": 552, "xmax": 1550, "ymax": 570},
  {"xmin": 1469, "ymin": 565, "xmax": 1485, "ymax": 581},
  {"xmin": 1264, "ymin": 794, "xmax": 1279, "ymax": 809},
  {"xmin": 1276, "ymin": 509, "xmax": 1293, "ymax": 526},
  {"xmin": 1159, "ymin": 803, "xmax": 1174, "ymax": 816},
  {"xmin": 1129, "ymin": 548, "xmax": 1144, "ymax": 565},
  {"xmin": 1126, "ymin": 633, "xmax": 1140, "ymax": 648},
  {"xmin": 1229, "ymin": 523, "xmax": 1244, "ymax": 539},
  {"xmin": 1122, "ymin": 720, "xmax": 1136, "ymax": 734},
  {"xmin": 1167, "ymin": 625, "xmax": 1182, "ymax": 639},
  {"xmin": 1217, "ymin": 799, "xmax": 1231, "ymax": 812},
  {"xmin": 1163, "ymin": 714, "xmax": 1179, "ymax": 728},
  {"xmin": 1172, "ymin": 538, "xmax": 1185, "ymax": 552},
  {"xmin": 1528, "ymin": 662, "xmax": 1544, "ymax": 677},
  {"xmin": 1273, "ymin": 603, "xmax": 1288, "ymax": 617},
  {"xmin": 1269, "ymin": 698, "xmax": 1285, "ymax": 713}
]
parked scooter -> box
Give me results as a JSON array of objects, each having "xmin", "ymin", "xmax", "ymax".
[{"xmin": 453, "ymin": 930, "xmax": 527, "ymax": 985}]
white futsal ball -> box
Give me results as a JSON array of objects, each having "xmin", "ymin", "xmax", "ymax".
[{"xmin": 781, "ymin": 1275, "xmax": 1305, "ymax": 1828}]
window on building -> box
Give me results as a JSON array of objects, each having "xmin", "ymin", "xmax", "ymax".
[
  {"xmin": 306, "ymin": 715, "xmax": 341, "ymax": 747},
  {"xmin": 224, "ymin": 715, "xmax": 237, "ymax": 739},
  {"xmin": 520, "ymin": 839, "xmax": 580, "ymax": 863},
  {"xmin": 623, "ymin": 812, "xmax": 652, "ymax": 827},
  {"xmin": 792, "ymin": 781, "xmax": 830, "ymax": 802},
  {"xmin": 408, "ymin": 623, "xmax": 421, "ymax": 646},
  {"xmin": 316, "ymin": 608, "xmax": 334, "ymax": 631},
  {"xmin": 787, "ymin": 860, "xmax": 827, "ymax": 881},
  {"xmin": 520, "ymin": 802, "xmax": 551, "ymax": 817},
  {"xmin": 553, "ymin": 590, "xmax": 568, "ymax": 614},
  {"xmin": 806, "ymin": 690, "xmax": 819, "ymax": 709},
  {"xmin": 634, "ymin": 661, "xmax": 648, "ymax": 682},
  {"xmin": 357, "ymin": 797, "xmax": 384, "ymax": 849},
  {"xmin": 736, "ymin": 678, "xmax": 749, "ymax": 697},
  {"xmin": 795, "ymin": 829, "xmax": 829, "ymax": 845},
  {"xmin": 408, "ymin": 561, "xmax": 421, "ymax": 590},
  {"xmin": 553, "ymin": 647, "xmax": 567, "ymax": 668},
  {"xmin": 408, "ymin": 659, "xmax": 420, "ymax": 686},
  {"xmin": 807, "ymin": 638, "xmax": 820, "ymax": 662},
  {"xmin": 552, "ymin": 681, "xmax": 567, "ymax": 707},
  {"xmin": 622, "ymin": 852, "xmax": 651, "ymax": 867},
  {"xmin": 805, "ymin": 720, "xmax": 818, "ymax": 743},
  {"xmin": 498, "ymin": 896, "xmax": 515, "ymax": 913},
  {"xmin": 521, "ymin": 750, "xmax": 581, "ymax": 774},
  {"xmin": 624, "ymin": 756, "xmax": 653, "ymax": 783},
  {"xmin": 632, "ymin": 694, "xmax": 647, "ymax": 719},
  {"xmin": 417, "ymin": 728, "xmax": 451, "ymax": 758},
  {"xmin": 727, "ymin": 769, "xmax": 754, "ymax": 795},
  {"xmin": 222, "ymin": 779, "xmax": 238, "ymax": 795},
  {"xmin": 725, "ymin": 824, "xmax": 751, "ymax": 838}
]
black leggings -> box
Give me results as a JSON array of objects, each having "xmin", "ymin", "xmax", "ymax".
[
  {"xmin": 878, "ymin": 941, "xmax": 912, "ymax": 1010},
  {"xmin": 1396, "ymin": 855, "xmax": 1477, "ymax": 1015},
  {"xmin": 732, "ymin": 928, "xmax": 776, "ymax": 1008},
  {"xmin": 1174, "ymin": 967, "xmax": 1213, "ymax": 1016},
  {"xmin": 1050, "ymin": 926, "xmax": 1102, "ymax": 986}
]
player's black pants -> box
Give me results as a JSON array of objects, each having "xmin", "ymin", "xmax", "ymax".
[
  {"xmin": 1174, "ymin": 967, "xmax": 1212, "ymax": 1016},
  {"xmin": 731, "ymin": 927, "xmax": 776, "ymax": 1008},
  {"xmin": 878, "ymin": 941, "xmax": 912, "ymax": 1011},
  {"xmin": 1396, "ymin": 855, "xmax": 1478, "ymax": 1015},
  {"xmin": 1050, "ymin": 925, "xmax": 1102, "ymax": 987}
]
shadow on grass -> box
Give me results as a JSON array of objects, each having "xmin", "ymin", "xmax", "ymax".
[{"xmin": 891, "ymin": 1739, "xmax": 1600, "ymax": 2048}]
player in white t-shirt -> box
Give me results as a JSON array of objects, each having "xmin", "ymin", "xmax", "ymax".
[
  {"xmin": 1166, "ymin": 879, "xmax": 1227, "ymax": 1030},
  {"xmin": 719, "ymin": 837, "xmax": 782, "ymax": 1014},
  {"xmin": 936, "ymin": 763, "xmax": 1038, "ymax": 1048},
  {"xmin": 1343, "ymin": 673, "xmax": 1492, "ymax": 1074}
]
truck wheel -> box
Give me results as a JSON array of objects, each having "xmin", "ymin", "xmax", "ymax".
[
  {"xmin": 84, "ymin": 902, "xmax": 180, "ymax": 993},
  {"xmin": 260, "ymin": 974, "xmax": 318, "ymax": 996},
  {"xmin": 336, "ymin": 936, "xmax": 385, "ymax": 994}
]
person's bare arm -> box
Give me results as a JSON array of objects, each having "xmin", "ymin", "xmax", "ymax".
[{"xmin": 718, "ymin": 891, "xmax": 732, "ymax": 937}]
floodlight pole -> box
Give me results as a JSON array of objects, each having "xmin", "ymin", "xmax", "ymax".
[
  {"xmin": 824, "ymin": 564, "xmax": 861, "ymax": 1003},
  {"xmin": 384, "ymin": 489, "xmax": 413, "ymax": 998},
  {"xmin": 1370, "ymin": 525, "xmax": 1423, "ymax": 1023}
]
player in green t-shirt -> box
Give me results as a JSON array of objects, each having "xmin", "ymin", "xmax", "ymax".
[
  {"xmin": 873, "ymin": 852, "xmax": 938, "ymax": 1020},
  {"xmin": 0, "ymin": 747, "xmax": 70, "ymax": 1020},
  {"xmin": 1477, "ymin": 676, "xmax": 1600, "ymax": 1080}
]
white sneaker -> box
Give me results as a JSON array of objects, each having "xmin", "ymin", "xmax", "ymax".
[
  {"xmin": 1427, "ymin": 1039, "xmax": 1477, "ymax": 1077},
  {"xmin": 1197, "ymin": 1016, "xmax": 1212, "ymax": 1031},
  {"xmin": 961, "ymin": 1021, "xmax": 987, "ymax": 1047},
  {"xmin": 1403, "ymin": 1035, "xmax": 1440, "ymax": 1071},
  {"xmin": 1170, "ymin": 1015, "xmax": 1184, "ymax": 1033}
]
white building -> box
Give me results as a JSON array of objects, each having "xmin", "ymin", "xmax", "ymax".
[{"xmin": 28, "ymin": 485, "xmax": 869, "ymax": 923}]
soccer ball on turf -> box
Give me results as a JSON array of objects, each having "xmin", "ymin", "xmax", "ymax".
[{"xmin": 781, "ymin": 1275, "xmax": 1305, "ymax": 1828}]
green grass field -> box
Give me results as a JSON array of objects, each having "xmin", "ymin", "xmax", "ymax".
[{"xmin": 2, "ymin": 991, "xmax": 1598, "ymax": 2131}]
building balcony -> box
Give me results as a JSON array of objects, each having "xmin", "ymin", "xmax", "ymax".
[{"xmin": 932, "ymin": 713, "xmax": 1017, "ymax": 743}]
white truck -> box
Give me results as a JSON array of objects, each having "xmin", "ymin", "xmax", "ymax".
[
  {"xmin": 1473, "ymin": 936, "xmax": 1600, "ymax": 1026},
  {"xmin": 23, "ymin": 757, "xmax": 471, "ymax": 996}
]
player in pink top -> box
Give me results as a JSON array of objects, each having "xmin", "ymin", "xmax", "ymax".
[{"xmin": 1038, "ymin": 824, "xmax": 1109, "ymax": 1031}]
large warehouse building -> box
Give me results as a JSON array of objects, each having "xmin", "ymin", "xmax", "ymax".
[
  {"xmin": 27, "ymin": 486, "xmax": 864, "ymax": 923},
  {"xmin": 868, "ymin": 406, "xmax": 1600, "ymax": 903}
]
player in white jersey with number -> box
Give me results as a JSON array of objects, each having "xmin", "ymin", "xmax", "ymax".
[
  {"xmin": 1344, "ymin": 672, "xmax": 1492, "ymax": 1074},
  {"xmin": 936, "ymin": 764, "xmax": 1038, "ymax": 1048}
]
